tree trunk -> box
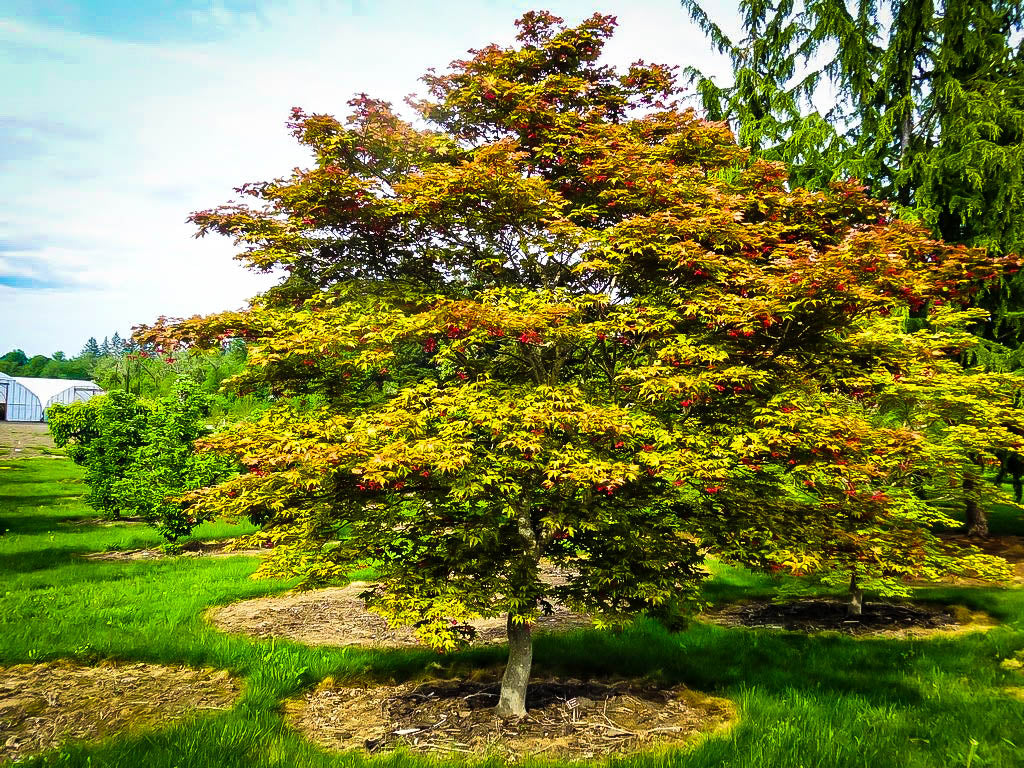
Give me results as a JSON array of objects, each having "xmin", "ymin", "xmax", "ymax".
[
  {"xmin": 848, "ymin": 571, "xmax": 863, "ymax": 617},
  {"xmin": 963, "ymin": 475, "xmax": 989, "ymax": 538},
  {"xmin": 495, "ymin": 613, "xmax": 533, "ymax": 719},
  {"xmin": 965, "ymin": 499, "xmax": 989, "ymax": 537}
]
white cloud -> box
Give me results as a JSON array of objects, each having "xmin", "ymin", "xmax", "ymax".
[{"xmin": 0, "ymin": 0, "xmax": 737, "ymax": 355}]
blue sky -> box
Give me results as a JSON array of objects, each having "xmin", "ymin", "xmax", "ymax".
[{"xmin": 0, "ymin": 0, "xmax": 735, "ymax": 356}]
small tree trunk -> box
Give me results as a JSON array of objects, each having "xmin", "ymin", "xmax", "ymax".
[
  {"xmin": 963, "ymin": 475, "xmax": 989, "ymax": 538},
  {"xmin": 848, "ymin": 571, "xmax": 863, "ymax": 617},
  {"xmin": 965, "ymin": 500, "xmax": 989, "ymax": 537},
  {"xmin": 495, "ymin": 613, "xmax": 533, "ymax": 719}
]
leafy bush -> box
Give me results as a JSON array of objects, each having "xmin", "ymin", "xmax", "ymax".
[{"xmin": 48, "ymin": 380, "xmax": 235, "ymax": 541}]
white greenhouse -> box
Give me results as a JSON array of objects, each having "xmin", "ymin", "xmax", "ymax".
[{"xmin": 0, "ymin": 373, "xmax": 105, "ymax": 422}]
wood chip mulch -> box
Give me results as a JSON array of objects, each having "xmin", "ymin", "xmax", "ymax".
[
  {"xmin": 207, "ymin": 581, "xmax": 593, "ymax": 649},
  {"xmin": 703, "ymin": 598, "xmax": 995, "ymax": 636},
  {"xmin": 286, "ymin": 676, "xmax": 734, "ymax": 761},
  {"xmin": 0, "ymin": 660, "xmax": 241, "ymax": 762}
]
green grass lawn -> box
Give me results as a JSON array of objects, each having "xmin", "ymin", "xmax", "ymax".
[
  {"xmin": 982, "ymin": 499, "xmax": 1024, "ymax": 537},
  {"xmin": 1, "ymin": 457, "xmax": 1023, "ymax": 767}
]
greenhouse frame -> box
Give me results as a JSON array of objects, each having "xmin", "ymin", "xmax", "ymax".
[{"xmin": 0, "ymin": 373, "xmax": 105, "ymax": 422}]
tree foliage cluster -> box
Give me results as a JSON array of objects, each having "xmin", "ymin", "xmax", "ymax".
[
  {"xmin": 90, "ymin": 340, "xmax": 257, "ymax": 411},
  {"xmin": 138, "ymin": 12, "xmax": 1022, "ymax": 716},
  {"xmin": 681, "ymin": 0, "xmax": 1024, "ymax": 362},
  {"xmin": 48, "ymin": 381, "xmax": 236, "ymax": 543}
]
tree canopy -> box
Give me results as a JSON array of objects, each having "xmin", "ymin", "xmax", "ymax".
[
  {"xmin": 681, "ymin": 0, "xmax": 1024, "ymax": 359},
  {"xmin": 140, "ymin": 11, "xmax": 1019, "ymax": 717}
]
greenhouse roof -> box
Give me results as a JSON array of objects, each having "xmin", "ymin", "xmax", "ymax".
[{"xmin": 5, "ymin": 376, "xmax": 103, "ymax": 405}]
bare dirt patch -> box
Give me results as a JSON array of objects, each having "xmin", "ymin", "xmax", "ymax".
[
  {"xmin": 0, "ymin": 422, "xmax": 59, "ymax": 460},
  {"xmin": 703, "ymin": 598, "xmax": 995, "ymax": 637},
  {"xmin": 286, "ymin": 675, "xmax": 734, "ymax": 761},
  {"xmin": 0, "ymin": 660, "xmax": 241, "ymax": 762},
  {"xmin": 208, "ymin": 582, "xmax": 592, "ymax": 648}
]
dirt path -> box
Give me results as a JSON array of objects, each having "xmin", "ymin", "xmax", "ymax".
[
  {"xmin": 0, "ymin": 422, "xmax": 58, "ymax": 460},
  {"xmin": 80, "ymin": 538, "xmax": 268, "ymax": 561}
]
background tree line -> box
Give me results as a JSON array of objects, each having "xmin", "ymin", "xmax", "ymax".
[
  {"xmin": 1, "ymin": 335, "xmax": 259, "ymax": 414},
  {"xmin": 3, "ymin": 333, "xmax": 142, "ymax": 381}
]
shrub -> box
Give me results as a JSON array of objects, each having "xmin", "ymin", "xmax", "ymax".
[{"xmin": 49, "ymin": 380, "xmax": 235, "ymax": 541}]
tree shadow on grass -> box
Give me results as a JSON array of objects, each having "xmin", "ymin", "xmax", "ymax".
[
  {"xmin": 0, "ymin": 539, "xmax": 167, "ymax": 573},
  {"xmin": 0, "ymin": 499, "xmax": 88, "ymax": 524},
  {"xmin": 0, "ymin": 468, "xmax": 79, "ymax": 486},
  {"xmin": 0, "ymin": 546, "xmax": 100, "ymax": 573},
  {"xmin": 985, "ymin": 502, "xmax": 1024, "ymax": 537},
  {"xmin": 0, "ymin": 511, "xmax": 98, "ymax": 536},
  {"xmin": 335, "ymin": 607, "xmax": 1024, "ymax": 714},
  {"xmin": 535, "ymin": 622, "xmax": 932, "ymax": 706}
]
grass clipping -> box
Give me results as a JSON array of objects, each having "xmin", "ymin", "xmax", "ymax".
[
  {"xmin": 0, "ymin": 660, "xmax": 241, "ymax": 762},
  {"xmin": 286, "ymin": 676, "xmax": 734, "ymax": 762}
]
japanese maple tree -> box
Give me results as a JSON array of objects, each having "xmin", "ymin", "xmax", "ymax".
[{"xmin": 140, "ymin": 11, "xmax": 1019, "ymax": 715}]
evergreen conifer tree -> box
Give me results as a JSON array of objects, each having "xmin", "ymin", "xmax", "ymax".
[
  {"xmin": 81, "ymin": 337, "xmax": 101, "ymax": 358},
  {"xmin": 683, "ymin": 0, "xmax": 1024, "ymax": 535},
  {"xmin": 681, "ymin": 0, "xmax": 1024, "ymax": 320}
]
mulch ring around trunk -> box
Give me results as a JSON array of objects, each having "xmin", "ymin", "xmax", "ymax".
[
  {"xmin": 207, "ymin": 581, "xmax": 593, "ymax": 649},
  {"xmin": 285, "ymin": 675, "xmax": 734, "ymax": 762},
  {"xmin": 79, "ymin": 538, "xmax": 267, "ymax": 561},
  {"xmin": 0, "ymin": 660, "xmax": 241, "ymax": 763},
  {"xmin": 703, "ymin": 598, "xmax": 996, "ymax": 636}
]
